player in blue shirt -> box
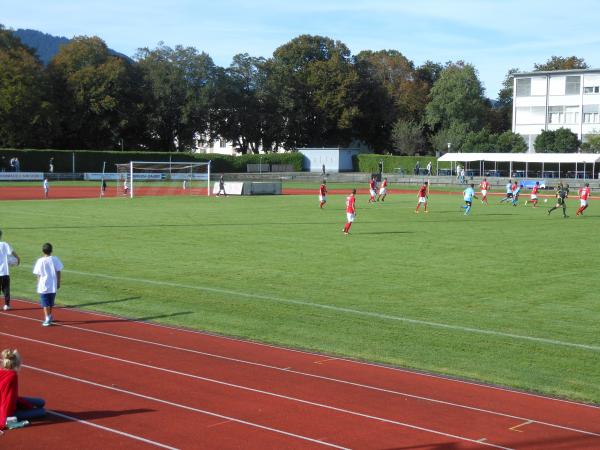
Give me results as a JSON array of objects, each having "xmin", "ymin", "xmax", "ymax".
[
  {"xmin": 499, "ymin": 180, "xmax": 513, "ymax": 203},
  {"xmin": 511, "ymin": 183, "xmax": 522, "ymax": 206},
  {"xmin": 463, "ymin": 184, "xmax": 477, "ymax": 215}
]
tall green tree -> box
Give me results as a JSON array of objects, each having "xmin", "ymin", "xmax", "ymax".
[
  {"xmin": 534, "ymin": 56, "xmax": 588, "ymax": 71},
  {"xmin": 429, "ymin": 122, "xmax": 470, "ymax": 154},
  {"xmin": 534, "ymin": 128, "xmax": 580, "ymax": 153},
  {"xmin": 391, "ymin": 120, "xmax": 425, "ymax": 155},
  {"xmin": 268, "ymin": 35, "xmax": 360, "ymax": 149},
  {"xmin": 424, "ymin": 62, "xmax": 488, "ymax": 133},
  {"xmin": 496, "ymin": 130, "xmax": 527, "ymax": 153},
  {"xmin": 48, "ymin": 36, "xmax": 142, "ymax": 149},
  {"xmin": 136, "ymin": 43, "xmax": 217, "ymax": 151},
  {"xmin": 0, "ymin": 25, "xmax": 57, "ymax": 148}
]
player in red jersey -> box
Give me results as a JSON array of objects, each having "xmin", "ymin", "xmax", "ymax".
[
  {"xmin": 415, "ymin": 181, "xmax": 429, "ymax": 213},
  {"xmin": 368, "ymin": 176, "xmax": 377, "ymax": 203},
  {"xmin": 525, "ymin": 181, "xmax": 540, "ymax": 207},
  {"xmin": 377, "ymin": 177, "xmax": 388, "ymax": 201},
  {"xmin": 343, "ymin": 189, "xmax": 356, "ymax": 235},
  {"xmin": 479, "ymin": 178, "xmax": 490, "ymax": 204},
  {"xmin": 319, "ymin": 180, "xmax": 327, "ymax": 208},
  {"xmin": 576, "ymin": 183, "xmax": 591, "ymax": 216}
]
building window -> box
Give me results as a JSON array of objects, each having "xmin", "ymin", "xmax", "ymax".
[
  {"xmin": 584, "ymin": 86, "xmax": 600, "ymax": 94},
  {"xmin": 565, "ymin": 106, "xmax": 579, "ymax": 124},
  {"xmin": 219, "ymin": 139, "xmax": 227, "ymax": 148},
  {"xmin": 548, "ymin": 106, "xmax": 579, "ymax": 124},
  {"xmin": 515, "ymin": 106, "xmax": 545, "ymax": 124},
  {"xmin": 516, "ymin": 78, "xmax": 531, "ymax": 97},
  {"xmin": 583, "ymin": 105, "xmax": 600, "ymax": 123},
  {"xmin": 565, "ymin": 75, "xmax": 581, "ymax": 95}
]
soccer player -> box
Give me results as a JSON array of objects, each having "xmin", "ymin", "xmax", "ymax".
[
  {"xmin": 415, "ymin": 181, "xmax": 429, "ymax": 213},
  {"xmin": 343, "ymin": 189, "xmax": 356, "ymax": 235},
  {"xmin": 43, "ymin": 178, "xmax": 49, "ymax": 199},
  {"xmin": 377, "ymin": 177, "xmax": 388, "ymax": 202},
  {"xmin": 319, "ymin": 180, "xmax": 327, "ymax": 208},
  {"xmin": 33, "ymin": 243, "xmax": 63, "ymax": 326},
  {"xmin": 525, "ymin": 181, "xmax": 540, "ymax": 207},
  {"xmin": 511, "ymin": 182, "xmax": 522, "ymax": 206},
  {"xmin": 100, "ymin": 179, "xmax": 107, "ymax": 197},
  {"xmin": 368, "ymin": 176, "xmax": 377, "ymax": 203},
  {"xmin": 479, "ymin": 178, "xmax": 490, "ymax": 204},
  {"xmin": 123, "ymin": 178, "xmax": 129, "ymax": 196},
  {"xmin": 499, "ymin": 180, "xmax": 513, "ymax": 203},
  {"xmin": 576, "ymin": 183, "xmax": 591, "ymax": 216},
  {"xmin": 463, "ymin": 183, "xmax": 477, "ymax": 215},
  {"xmin": 547, "ymin": 182, "xmax": 569, "ymax": 218},
  {"xmin": 217, "ymin": 174, "xmax": 227, "ymax": 196}
]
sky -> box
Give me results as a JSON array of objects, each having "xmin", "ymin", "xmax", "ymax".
[{"xmin": 4, "ymin": 0, "xmax": 600, "ymax": 99}]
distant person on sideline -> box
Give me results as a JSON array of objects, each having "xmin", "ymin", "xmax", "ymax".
[
  {"xmin": 33, "ymin": 243, "xmax": 63, "ymax": 326},
  {"xmin": 101, "ymin": 179, "xmax": 107, "ymax": 197},
  {"xmin": 217, "ymin": 175, "xmax": 227, "ymax": 196},
  {"xmin": 0, "ymin": 349, "xmax": 46, "ymax": 430},
  {"xmin": 43, "ymin": 178, "xmax": 49, "ymax": 199},
  {"xmin": 0, "ymin": 230, "xmax": 20, "ymax": 311}
]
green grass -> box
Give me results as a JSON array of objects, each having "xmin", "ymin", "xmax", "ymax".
[{"xmin": 2, "ymin": 192, "xmax": 599, "ymax": 404}]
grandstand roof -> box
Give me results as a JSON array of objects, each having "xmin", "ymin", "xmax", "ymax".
[{"xmin": 438, "ymin": 153, "xmax": 600, "ymax": 164}]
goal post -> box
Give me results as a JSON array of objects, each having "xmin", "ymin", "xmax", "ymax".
[{"xmin": 115, "ymin": 161, "xmax": 211, "ymax": 198}]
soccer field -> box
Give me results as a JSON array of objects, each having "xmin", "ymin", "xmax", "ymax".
[{"xmin": 3, "ymin": 191, "xmax": 599, "ymax": 404}]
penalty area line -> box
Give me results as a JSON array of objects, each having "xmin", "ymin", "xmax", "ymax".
[{"xmin": 65, "ymin": 269, "xmax": 600, "ymax": 353}]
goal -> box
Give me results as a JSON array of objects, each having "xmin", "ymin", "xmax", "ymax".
[{"xmin": 115, "ymin": 161, "xmax": 211, "ymax": 198}]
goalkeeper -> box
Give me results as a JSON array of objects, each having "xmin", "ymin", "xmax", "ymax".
[{"xmin": 547, "ymin": 183, "xmax": 569, "ymax": 218}]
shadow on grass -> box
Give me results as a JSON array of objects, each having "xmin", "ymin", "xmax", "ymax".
[
  {"xmin": 357, "ymin": 231, "xmax": 415, "ymax": 235},
  {"xmin": 64, "ymin": 296, "xmax": 141, "ymax": 309},
  {"xmin": 56, "ymin": 310, "xmax": 194, "ymax": 326}
]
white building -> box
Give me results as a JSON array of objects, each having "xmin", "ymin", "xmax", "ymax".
[{"xmin": 513, "ymin": 68, "xmax": 600, "ymax": 151}]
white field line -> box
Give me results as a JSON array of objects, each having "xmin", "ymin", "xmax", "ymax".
[
  {"xmin": 25, "ymin": 369, "xmax": 348, "ymax": 450},
  {"xmin": 8, "ymin": 333, "xmax": 511, "ymax": 450},
  {"xmin": 65, "ymin": 269, "xmax": 600, "ymax": 353},
  {"xmin": 8, "ymin": 314, "xmax": 596, "ymax": 438},
  {"xmin": 8, "ymin": 299, "xmax": 600, "ymax": 412},
  {"xmin": 46, "ymin": 409, "xmax": 179, "ymax": 450}
]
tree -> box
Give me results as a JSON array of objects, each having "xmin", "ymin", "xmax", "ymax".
[
  {"xmin": 391, "ymin": 120, "xmax": 425, "ymax": 155},
  {"xmin": 495, "ymin": 131, "xmax": 527, "ymax": 153},
  {"xmin": 534, "ymin": 128, "xmax": 579, "ymax": 153},
  {"xmin": 581, "ymin": 135, "xmax": 600, "ymax": 153},
  {"xmin": 48, "ymin": 36, "xmax": 142, "ymax": 149},
  {"xmin": 267, "ymin": 35, "xmax": 360, "ymax": 149},
  {"xmin": 0, "ymin": 25, "xmax": 57, "ymax": 148},
  {"xmin": 136, "ymin": 43, "xmax": 217, "ymax": 151},
  {"xmin": 429, "ymin": 122, "xmax": 470, "ymax": 154},
  {"xmin": 462, "ymin": 129, "xmax": 495, "ymax": 152},
  {"xmin": 534, "ymin": 56, "xmax": 588, "ymax": 71},
  {"xmin": 424, "ymin": 62, "xmax": 488, "ymax": 133},
  {"xmin": 491, "ymin": 68, "xmax": 520, "ymax": 132}
]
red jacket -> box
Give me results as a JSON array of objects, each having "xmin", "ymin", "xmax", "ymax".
[{"xmin": 0, "ymin": 369, "xmax": 18, "ymax": 429}]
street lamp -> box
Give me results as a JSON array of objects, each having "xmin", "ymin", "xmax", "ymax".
[{"xmin": 259, "ymin": 155, "xmax": 262, "ymax": 174}]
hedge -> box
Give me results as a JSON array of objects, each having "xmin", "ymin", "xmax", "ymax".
[
  {"xmin": 0, "ymin": 149, "xmax": 303, "ymax": 173},
  {"xmin": 355, "ymin": 154, "xmax": 437, "ymax": 174}
]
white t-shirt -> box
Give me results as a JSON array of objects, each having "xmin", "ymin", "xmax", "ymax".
[
  {"xmin": 0, "ymin": 242, "xmax": 13, "ymax": 276},
  {"xmin": 33, "ymin": 255, "xmax": 64, "ymax": 294}
]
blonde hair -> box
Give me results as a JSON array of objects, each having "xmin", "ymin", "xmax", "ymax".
[{"xmin": 1, "ymin": 349, "xmax": 21, "ymax": 370}]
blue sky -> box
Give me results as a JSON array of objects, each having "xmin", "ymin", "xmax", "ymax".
[{"xmin": 4, "ymin": 0, "xmax": 600, "ymax": 98}]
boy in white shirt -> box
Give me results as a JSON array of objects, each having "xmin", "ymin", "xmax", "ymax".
[
  {"xmin": 0, "ymin": 229, "xmax": 20, "ymax": 311},
  {"xmin": 32, "ymin": 243, "xmax": 64, "ymax": 326}
]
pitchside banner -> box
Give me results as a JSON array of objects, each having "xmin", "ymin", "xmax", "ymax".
[
  {"xmin": 520, "ymin": 180, "xmax": 546, "ymax": 189},
  {"xmin": 0, "ymin": 172, "xmax": 44, "ymax": 181},
  {"xmin": 85, "ymin": 173, "xmax": 164, "ymax": 181}
]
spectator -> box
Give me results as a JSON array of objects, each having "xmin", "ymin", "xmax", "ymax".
[
  {"xmin": 414, "ymin": 160, "xmax": 420, "ymax": 175},
  {"xmin": 14, "ymin": 158, "xmax": 19, "ymax": 173},
  {"xmin": 426, "ymin": 161, "xmax": 432, "ymax": 175},
  {"xmin": 49, "ymin": 158, "xmax": 54, "ymax": 174}
]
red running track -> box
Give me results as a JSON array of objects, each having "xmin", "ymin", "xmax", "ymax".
[{"xmin": 1, "ymin": 299, "xmax": 599, "ymax": 449}]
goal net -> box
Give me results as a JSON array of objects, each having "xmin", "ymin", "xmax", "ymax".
[{"xmin": 115, "ymin": 161, "xmax": 211, "ymax": 198}]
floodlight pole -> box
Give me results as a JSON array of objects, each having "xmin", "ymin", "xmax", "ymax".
[{"xmin": 130, "ymin": 161, "xmax": 134, "ymax": 198}]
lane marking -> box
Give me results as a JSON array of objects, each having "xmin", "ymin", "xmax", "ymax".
[
  {"xmin": 8, "ymin": 333, "xmax": 512, "ymax": 449},
  {"xmin": 509, "ymin": 420, "xmax": 533, "ymax": 433},
  {"xmin": 47, "ymin": 410, "xmax": 179, "ymax": 450},
  {"xmin": 5, "ymin": 313, "xmax": 600, "ymax": 438},
  {"xmin": 64, "ymin": 269, "xmax": 600, "ymax": 353},
  {"xmin": 29, "ymin": 366, "xmax": 348, "ymax": 450},
  {"xmin": 8, "ymin": 300, "xmax": 600, "ymax": 412}
]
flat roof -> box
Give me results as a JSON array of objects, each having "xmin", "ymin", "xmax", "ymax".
[
  {"xmin": 438, "ymin": 152, "xmax": 600, "ymax": 164},
  {"xmin": 514, "ymin": 68, "xmax": 600, "ymax": 77}
]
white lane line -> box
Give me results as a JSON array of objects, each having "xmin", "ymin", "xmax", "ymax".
[
  {"xmin": 7, "ymin": 313, "xmax": 600, "ymax": 438},
  {"xmin": 7, "ymin": 301, "xmax": 600, "ymax": 412},
  {"xmin": 8, "ymin": 332, "xmax": 511, "ymax": 449},
  {"xmin": 26, "ymin": 366, "xmax": 348, "ymax": 450},
  {"xmin": 46, "ymin": 409, "xmax": 179, "ymax": 450},
  {"xmin": 64, "ymin": 269, "xmax": 600, "ymax": 353}
]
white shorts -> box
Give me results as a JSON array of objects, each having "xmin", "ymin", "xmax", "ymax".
[
  {"xmin": 319, "ymin": 195, "xmax": 326, "ymax": 202},
  {"xmin": 581, "ymin": 199, "xmax": 588, "ymax": 207},
  {"xmin": 481, "ymin": 190, "xmax": 487, "ymax": 197},
  {"xmin": 531, "ymin": 194, "xmax": 537, "ymax": 200},
  {"xmin": 418, "ymin": 197, "xmax": 427, "ymax": 203},
  {"xmin": 379, "ymin": 188, "xmax": 386, "ymax": 195},
  {"xmin": 346, "ymin": 213, "xmax": 355, "ymax": 222},
  {"xmin": 370, "ymin": 189, "xmax": 376, "ymax": 197}
]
